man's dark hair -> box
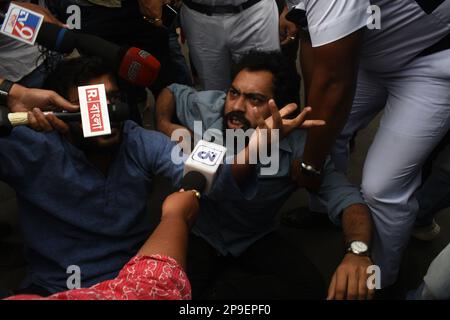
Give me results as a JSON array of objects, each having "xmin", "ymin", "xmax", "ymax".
[
  {"xmin": 44, "ymin": 55, "xmax": 116, "ymax": 99},
  {"xmin": 232, "ymin": 50, "xmax": 297, "ymax": 109}
]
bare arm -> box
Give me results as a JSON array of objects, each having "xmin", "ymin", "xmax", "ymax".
[
  {"xmin": 342, "ymin": 203, "xmax": 372, "ymax": 247},
  {"xmin": 155, "ymin": 88, "xmax": 189, "ymax": 137},
  {"xmin": 138, "ymin": 191, "xmax": 199, "ymax": 270},
  {"xmin": 300, "ymin": 38, "xmax": 314, "ymax": 99},
  {"xmin": 296, "ymin": 30, "xmax": 363, "ymax": 190}
]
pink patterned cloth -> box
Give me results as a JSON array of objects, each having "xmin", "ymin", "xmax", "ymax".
[{"xmin": 7, "ymin": 255, "xmax": 191, "ymax": 300}]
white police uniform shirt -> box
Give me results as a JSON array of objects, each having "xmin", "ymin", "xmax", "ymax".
[{"xmin": 290, "ymin": 0, "xmax": 450, "ymax": 70}]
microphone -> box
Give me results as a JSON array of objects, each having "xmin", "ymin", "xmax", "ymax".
[
  {"xmin": 183, "ymin": 140, "xmax": 227, "ymax": 194},
  {"xmin": 181, "ymin": 171, "xmax": 207, "ymax": 195},
  {"xmin": 0, "ymin": 101, "xmax": 130, "ymax": 128},
  {"xmin": 35, "ymin": 22, "xmax": 161, "ymax": 87},
  {"xmin": 35, "ymin": 21, "xmax": 77, "ymax": 54},
  {"xmin": 118, "ymin": 47, "xmax": 161, "ymax": 87}
]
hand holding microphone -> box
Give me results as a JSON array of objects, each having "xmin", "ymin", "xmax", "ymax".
[
  {"xmin": 182, "ymin": 140, "xmax": 227, "ymax": 195},
  {"xmin": 168, "ymin": 162, "xmax": 209, "ymax": 228},
  {"xmin": 1, "ymin": 80, "xmax": 78, "ymax": 114},
  {"xmin": 0, "ymin": 101, "xmax": 129, "ymax": 134},
  {"xmin": 161, "ymin": 189, "xmax": 201, "ymax": 228}
]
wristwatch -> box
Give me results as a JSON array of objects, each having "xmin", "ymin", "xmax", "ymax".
[
  {"xmin": 346, "ymin": 241, "xmax": 370, "ymax": 256},
  {"xmin": 300, "ymin": 161, "xmax": 322, "ymax": 177},
  {"xmin": 0, "ymin": 79, "xmax": 14, "ymax": 107}
]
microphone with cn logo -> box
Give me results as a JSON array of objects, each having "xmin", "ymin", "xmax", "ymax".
[{"xmin": 182, "ymin": 140, "xmax": 227, "ymax": 194}]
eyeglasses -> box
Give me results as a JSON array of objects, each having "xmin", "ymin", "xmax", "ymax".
[{"xmin": 227, "ymin": 87, "xmax": 270, "ymax": 107}]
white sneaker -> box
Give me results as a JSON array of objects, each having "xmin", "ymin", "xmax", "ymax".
[{"xmin": 411, "ymin": 219, "xmax": 441, "ymax": 241}]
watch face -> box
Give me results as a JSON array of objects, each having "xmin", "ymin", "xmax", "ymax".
[{"xmin": 351, "ymin": 241, "xmax": 368, "ymax": 254}]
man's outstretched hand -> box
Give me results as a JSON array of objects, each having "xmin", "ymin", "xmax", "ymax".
[{"xmin": 249, "ymin": 99, "xmax": 325, "ymax": 153}]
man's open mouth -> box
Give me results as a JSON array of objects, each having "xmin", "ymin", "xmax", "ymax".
[
  {"xmin": 225, "ymin": 112, "xmax": 250, "ymax": 131},
  {"xmin": 228, "ymin": 116, "xmax": 244, "ymax": 129}
]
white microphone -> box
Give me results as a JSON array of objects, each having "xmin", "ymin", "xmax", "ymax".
[{"xmin": 183, "ymin": 140, "xmax": 227, "ymax": 194}]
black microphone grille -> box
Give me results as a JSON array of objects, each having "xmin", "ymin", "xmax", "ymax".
[
  {"xmin": 182, "ymin": 171, "xmax": 207, "ymax": 194},
  {"xmin": 36, "ymin": 22, "xmax": 75, "ymax": 54},
  {"xmin": 108, "ymin": 101, "xmax": 130, "ymax": 121}
]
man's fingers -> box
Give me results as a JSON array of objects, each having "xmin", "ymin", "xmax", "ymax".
[
  {"xmin": 279, "ymin": 102, "xmax": 298, "ymax": 119},
  {"xmin": 358, "ymin": 268, "xmax": 369, "ymax": 300},
  {"xmin": 346, "ymin": 270, "xmax": 359, "ymax": 300},
  {"xmin": 290, "ymin": 106, "xmax": 326, "ymax": 129},
  {"xmin": 334, "ymin": 270, "xmax": 348, "ymax": 300},
  {"xmin": 47, "ymin": 114, "xmax": 70, "ymax": 134},
  {"xmin": 294, "ymin": 105, "xmax": 311, "ymax": 123},
  {"xmin": 254, "ymin": 107, "xmax": 267, "ymax": 130},
  {"xmin": 283, "ymin": 119, "xmax": 326, "ymax": 129},
  {"xmin": 33, "ymin": 108, "xmax": 52, "ymax": 132},
  {"xmin": 284, "ymin": 105, "xmax": 309, "ymax": 128},
  {"xmin": 300, "ymin": 120, "xmax": 327, "ymax": 128},
  {"xmin": 268, "ymin": 99, "xmax": 282, "ymax": 129},
  {"xmin": 327, "ymin": 273, "xmax": 337, "ymax": 300},
  {"xmin": 48, "ymin": 92, "xmax": 79, "ymax": 112},
  {"xmin": 281, "ymin": 106, "xmax": 325, "ymax": 130},
  {"xmin": 367, "ymin": 287, "xmax": 376, "ymax": 300},
  {"xmin": 27, "ymin": 111, "xmax": 40, "ymax": 131}
]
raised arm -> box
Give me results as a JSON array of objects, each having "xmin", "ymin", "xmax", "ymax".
[{"xmin": 155, "ymin": 88, "xmax": 188, "ymax": 137}]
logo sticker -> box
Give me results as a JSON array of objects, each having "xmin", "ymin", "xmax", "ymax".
[{"xmin": 0, "ymin": 3, "xmax": 44, "ymax": 45}]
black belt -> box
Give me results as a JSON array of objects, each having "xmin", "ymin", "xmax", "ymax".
[{"xmin": 183, "ymin": 0, "xmax": 262, "ymax": 15}]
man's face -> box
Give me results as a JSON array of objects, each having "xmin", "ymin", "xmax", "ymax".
[
  {"xmin": 223, "ymin": 69, "xmax": 274, "ymax": 131},
  {"xmin": 67, "ymin": 74, "xmax": 123, "ymax": 150}
]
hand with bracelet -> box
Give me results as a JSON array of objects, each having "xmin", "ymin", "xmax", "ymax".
[{"xmin": 291, "ymin": 158, "xmax": 324, "ymax": 192}]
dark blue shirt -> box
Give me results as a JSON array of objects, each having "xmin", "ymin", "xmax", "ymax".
[{"xmin": 0, "ymin": 121, "xmax": 185, "ymax": 293}]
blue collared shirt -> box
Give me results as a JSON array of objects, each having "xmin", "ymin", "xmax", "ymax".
[
  {"xmin": 168, "ymin": 83, "xmax": 366, "ymax": 256},
  {"xmin": 0, "ymin": 121, "xmax": 229, "ymax": 293}
]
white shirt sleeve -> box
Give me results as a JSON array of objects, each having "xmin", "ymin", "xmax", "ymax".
[{"xmin": 303, "ymin": 0, "xmax": 370, "ymax": 47}]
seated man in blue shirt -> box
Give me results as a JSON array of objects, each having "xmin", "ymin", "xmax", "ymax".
[
  {"xmin": 0, "ymin": 56, "xmax": 184, "ymax": 296},
  {"xmin": 156, "ymin": 51, "xmax": 375, "ymax": 300}
]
